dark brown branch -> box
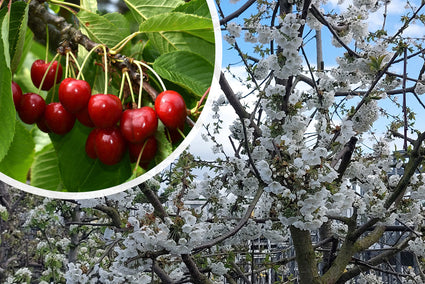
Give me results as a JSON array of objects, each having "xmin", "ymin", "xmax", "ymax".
[
  {"xmin": 138, "ymin": 183, "xmax": 168, "ymax": 221},
  {"xmin": 153, "ymin": 261, "xmax": 176, "ymax": 284},
  {"xmin": 219, "ymin": 0, "xmax": 257, "ymax": 25},
  {"xmin": 388, "ymin": 2, "xmax": 425, "ymax": 42},
  {"xmin": 331, "ymin": 136, "xmax": 358, "ymax": 182},
  {"xmin": 94, "ymin": 205, "xmax": 122, "ymax": 228},
  {"xmin": 230, "ymin": 260, "xmax": 252, "ymax": 284},
  {"xmin": 334, "ymin": 86, "xmax": 416, "ymax": 97},
  {"xmin": 181, "ymin": 254, "xmax": 212, "ymax": 284},
  {"xmin": 385, "ymin": 131, "xmax": 425, "ymax": 209},
  {"xmin": 336, "ymin": 236, "xmax": 412, "ymax": 283},
  {"xmin": 193, "ymin": 187, "xmax": 263, "ymax": 253},
  {"xmin": 219, "ymin": 72, "xmax": 262, "ymax": 137},
  {"xmin": 219, "ymin": 72, "xmax": 250, "ymax": 120},
  {"xmin": 28, "ymin": 0, "xmax": 160, "ymax": 100},
  {"xmin": 309, "ymin": 5, "xmax": 360, "ymax": 58}
]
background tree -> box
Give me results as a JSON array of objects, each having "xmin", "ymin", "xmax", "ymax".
[{"xmin": 2, "ymin": 0, "xmax": 425, "ymax": 283}]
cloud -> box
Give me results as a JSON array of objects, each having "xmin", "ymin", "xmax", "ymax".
[{"xmin": 402, "ymin": 22, "xmax": 425, "ymax": 37}]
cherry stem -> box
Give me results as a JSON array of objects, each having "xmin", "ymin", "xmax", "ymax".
[
  {"xmin": 110, "ymin": 32, "xmax": 142, "ymax": 54},
  {"xmin": 194, "ymin": 87, "xmax": 210, "ymax": 114},
  {"xmin": 37, "ymin": 52, "xmax": 60, "ymax": 95},
  {"xmin": 134, "ymin": 60, "xmax": 167, "ymax": 92},
  {"xmin": 45, "ymin": 24, "xmax": 49, "ymax": 62},
  {"xmin": 79, "ymin": 44, "xmax": 103, "ymax": 78},
  {"xmin": 51, "ymin": 2, "xmax": 77, "ymax": 16},
  {"xmin": 177, "ymin": 127, "xmax": 186, "ymax": 139},
  {"xmin": 65, "ymin": 51, "xmax": 69, "ymax": 79},
  {"xmin": 101, "ymin": 45, "xmax": 108, "ymax": 94},
  {"xmin": 134, "ymin": 61, "xmax": 144, "ymax": 109},
  {"xmin": 48, "ymin": 0, "xmax": 89, "ymax": 12},
  {"xmin": 124, "ymin": 71, "xmax": 136, "ymax": 104},
  {"xmin": 68, "ymin": 51, "xmax": 84, "ymax": 81},
  {"xmin": 50, "ymin": 55, "xmax": 62, "ymax": 103},
  {"xmin": 133, "ymin": 139, "xmax": 148, "ymax": 174},
  {"xmin": 118, "ymin": 70, "xmax": 126, "ymax": 101}
]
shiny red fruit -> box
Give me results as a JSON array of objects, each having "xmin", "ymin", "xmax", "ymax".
[
  {"xmin": 31, "ymin": 59, "xmax": 63, "ymax": 91},
  {"xmin": 88, "ymin": 94, "xmax": 122, "ymax": 128},
  {"xmin": 75, "ymin": 107, "xmax": 95, "ymax": 128},
  {"xmin": 128, "ymin": 136, "xmax": 158, "ymax": 168},
  {"xmin": 44, "ymin": 102, "xmax": 76, "ymax": 135},
  {"xmin": 18, "ymin": 93, "xmax": 46, "ymax": 124},
  {"xmin": 85, "ymin": 128, "xmax": 101, "ymax": 159},
  {"xmin": 120, "ymin": 107, "xmax": 158, "ymax": 144},
  {"xmin": 95, "ymin": 127, "xmax": 126, "ymax": 165},
  {"xmin": 11, "ymin": 81, "xmax": 23, "ymax": 110},
  {"xmin": 59, "ymin": 78, "xmax": 91, "ymax": 113},
  {"xmin": 154, "ymin": 90, "xmax": 187, "ymax": 130},
  {"xmin": 36, "ymin": 116, "xmax": 51, "ymax": 133}
]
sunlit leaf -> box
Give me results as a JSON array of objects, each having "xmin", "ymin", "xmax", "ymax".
[
  {"xmin": 0, "ymin": 121, "xmax": 34, "ymax": 183},
  {"xmin": 153, "ymin": 50, "xmax": 213, "ymax": 98},
  {"xmin": 123, "ymin": 0, "xmax": 184, "ymax": 23}
]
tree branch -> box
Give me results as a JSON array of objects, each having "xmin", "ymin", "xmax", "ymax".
[
  {"xmin": 94, "ymin": 205, "xmax": 122, "ymax": 228},
  {"xmin": 290, "ymin": 226, "xmax": 320, "ymax": 284},
  {"xmin": 336, "ymin": 235, "xmax": 412, "ymax": 283},
  {"xmin": 219, "ymin": 0, "xmax": 257, "ymax": 25},
  {"xmin": 138, "ymin": 183, "xmax": 168, "ymax": 221},
  {"xmin": 181, "ymin": 254, "xmax": 212, "ymax": 284}
]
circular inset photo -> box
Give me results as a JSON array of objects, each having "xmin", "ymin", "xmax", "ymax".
[{"xmin": 0, "ymin": 0, "xmax": 221, "ymax": 199}]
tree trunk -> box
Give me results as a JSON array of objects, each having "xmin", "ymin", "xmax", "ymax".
[{"xmin": 289, "ymin": 226, "xmax": 320, "ymax": 284}]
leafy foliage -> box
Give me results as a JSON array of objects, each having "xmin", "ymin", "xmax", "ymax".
[{"xmin": 0, "ymin": 0, "xmax": 215, "ymax": 192}]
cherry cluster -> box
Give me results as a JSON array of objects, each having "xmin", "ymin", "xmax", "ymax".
[{"xmin": 12, "ymin": 59, "xmax": 188, "ymax": 168}]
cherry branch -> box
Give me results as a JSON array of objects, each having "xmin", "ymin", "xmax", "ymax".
[
  {"xmin": 219, "ymin": 0, "xmax": 257, "ymax": 25},
  {"xmin": 28, "ymin": 0, "xmax": 158, "ymax": 100}
]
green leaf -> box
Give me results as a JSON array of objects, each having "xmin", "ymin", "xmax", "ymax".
[
  {"xmin": 104, "ymin": 13, "xmax": 131, "ymax": 41},
  {"xmin": 153, "ymin": 51, "xmax": 213, "ymax": 97},
  {"xmin": 123, "ymin": 0, "xmax": 184, "ymax": 23},
  {"xmin": 140, "ymin": 12, "xmax": 214, "ymax": 64},
  {"xmin": 0, "ymin": 209, "xmax": 8, "ymax": 221},
  {"xmin": 141, "ymin": 39, "xmax": 161, "ymax": 62},
  {"xmin": 14, "ymin": 27, "xmax": 34, "ymax": 75},
  {"xmin": 0, "ymin": 121, "xmax": 35, "ymax": 183},
  {"xmin": 146, "ymin": 31, "xmax": 214, "ymax": 65},
  {"xmin": 50, "ymin": 122, "xmax": 132, "ymax": 192},
  {"xmin": 1, "ymin": 8, "xmax": 11, "ymax": 68},
  {"xmin": 154, "ymin": 122, "xmax": 173, "ymax": 165},
  {"xmin": 31, "ymin": 144, "xmax": 64, "ymax": 191},
  {"xmin": 9, "ymin": 1, "xmax": 28, "ymax": 74},
  {"xmin": 173, "ymin": 0, "xmax": 211, "ymax": 18},
  {"xmin": 0, "ymin": 10, "xmax": 15, "ymax": 163},
  {"xmin": 77, "ymin": 11, "xmax": 130, "ymax": 47},
  {"xmin": 140, "ymin": 12, "xmax": 214, "ymax": 42},
  {"xmin": 80, "ymin": 0, "xmax": 98, "ymax": 13}
]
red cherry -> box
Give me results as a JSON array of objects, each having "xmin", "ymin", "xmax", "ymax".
[
  {"xmin": 120, "ymin": 107, "xmax": 158, "ymax": 144},
  {"xmin": 128, "ymin": 136, "xmax": 158, "ymax": 168},
  {"xmin": 44, "ymin": 102, "xmax": 76, "ymax": 135},
  {"xmin": 75, "ymin": 107, "xmax": 95, "ymax": 128},
  {"xmin": 85, "ymin": 128, "xmax": 101, "ymax": 159},
  {"xmin": 154, "ymin": 90, "xmax": 187, "ymax": 130},
  {"xmin": 18, "ymin": 93, "xmax": 46, "ymax": 124},
  {"xmin": 11, "ymin": 81, "xmax": 23, "ymax": 110},
  {"xmin": 95, "ymin": 127, "xmax": 126, "ymax": 165},
  {"xmin": 88, "ymin": 94, "xmax": 122, "ymax": 128},
  {"xmin": 31, "ymin": 59, "xmax": 63, "ymax": 91},
  {"xmin": 58, "ymin": 78, "xmax": 91, "ymax": 113},
  {"xmin": 36, "ymin": 116, "xmax": 51, "ymax": 133}
]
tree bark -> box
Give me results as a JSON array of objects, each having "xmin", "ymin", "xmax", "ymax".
[{"xmin": 289, "ymin": 226, "xmax": 321, "ymax": 284}]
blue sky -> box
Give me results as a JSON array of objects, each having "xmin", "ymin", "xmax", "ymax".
[{"xmin": 188, "ymin": 0, "xmax": 425, "ymax": 159}]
